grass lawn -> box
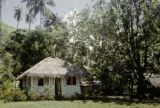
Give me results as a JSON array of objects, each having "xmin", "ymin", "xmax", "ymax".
[{"xmin": 0, "ymin": 100, "xmax": 160, "ymax": 108}]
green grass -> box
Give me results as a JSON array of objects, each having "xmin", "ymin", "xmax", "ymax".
[
  {"xmin": 1, "ymin": 22, "xmax": 16, "ymax": 36},
  {"xmin": 0, "ymin": 22, "xmax": 16, "ymax": 46},
  {"xmin": 0, "ymin": 100, "xmax": 160, "ymax": 108},
  {"xmin": 1, "ymin": 22, "xmax": 15, "ymax": 32}
]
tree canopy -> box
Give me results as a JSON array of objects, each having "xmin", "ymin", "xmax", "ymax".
[{"xmin": 0, "ymin": 0, "xmax": 160, "ymax": 100}]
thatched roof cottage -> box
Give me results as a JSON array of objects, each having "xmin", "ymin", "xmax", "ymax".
[{"xmin": 17, "ymin": 57, "xmax": 87, "ymax": 97}]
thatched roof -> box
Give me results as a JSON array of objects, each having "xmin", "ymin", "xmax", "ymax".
[
  {"xmin": 144, "ymin": 74, "xmax": 160, "ymax": 88},
  {"xmin": 17, "ymin": 57, "xmax": 88, "ymax": 80}
]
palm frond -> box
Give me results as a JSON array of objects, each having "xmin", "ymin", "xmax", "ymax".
[
  {"xmin": 46, "ymin": 0, "xmax": 55, "ymax": 7},
  {"xmin": 21, "ymin": 0, "xmax": 32, "ymax": 8},
  {"xmin": 14, "ymin": 6, "xmax": 23, "ymax": 21},
  {"xmin": 23, "ymin": 0, "xmax": 56, "ymax": 26},
  {"xmin": 26, "ymin": 12, "xmax": 35, "ymax": 23}
]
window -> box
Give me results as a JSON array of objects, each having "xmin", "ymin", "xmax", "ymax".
[
  {"xmin": 38, "ymin": 78, "xmax": 44, "ymax": 86},
  {"xmin": 67, "ymin": 77, "xmax": 76, "ymax": 85}
]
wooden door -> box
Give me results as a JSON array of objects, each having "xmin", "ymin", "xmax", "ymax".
[{"xmin": 55, "ymin": 78, "xmax": 61, "ymax": 96}]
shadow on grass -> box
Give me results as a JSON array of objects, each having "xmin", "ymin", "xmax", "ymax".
[
  {"xmin": 63, "ymin": 97, "xmax": 160, "ymax": 106},
  {"xmin": 95, "ymin": 98, "xmax": 160, "ymax": 106}
]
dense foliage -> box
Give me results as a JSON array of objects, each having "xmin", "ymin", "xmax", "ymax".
[{"xmin": 0, "ymin": 0, "xmax": 160, "ymax": 101}]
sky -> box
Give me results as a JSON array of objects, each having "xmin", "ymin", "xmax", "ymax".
[{"xmin": 2, "ymin": 0, "xmax": 97, "ymax": 29}]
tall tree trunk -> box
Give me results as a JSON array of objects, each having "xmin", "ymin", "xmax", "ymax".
[
  {"xmin": 143, "ymin": 28, "xmax": 149, "ymax": 71},
  {"xmin": 0, "ymin": 0, "xmax": 2, "ymax": 36},
  {"xmin": 137, "ymin": 69, "xmax": 145, "ymax": 100},
  {"xmin": 40, "ymin": 12, "xmax": 42, "ymax": 27},
  {"xmin": 136, "ymin": 35, "xmax": 145, "ymax": 99},
  {"xmin": 17, "ymin": 20, "xmax": 19, "ymax": 29},
  {"xmin": 130, "ymin": 81, "xmax": 134, "ymax": 100},
  {"xmin": 29, "ymin": 3, "xmax": 33, "ymax": 31},
  {"xmin": 136, "ymin": 28, "xmax": 149, "ymax": 100},
  {"xmin": 29, "ymin": 19, "xmax": 31, "ymax": 31}
]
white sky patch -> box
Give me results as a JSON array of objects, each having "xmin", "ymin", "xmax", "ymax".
[
  {"xmin": 89, "ymin": 34, "xmax": 95, "ymax": 40},
  {"xmin": 2, "ymin": 0, "xmax": 99, "ymax": 29},
  {"xmin": 69, "ymin": 37, "xmax": 74, "ymax": 43},
  {"xmin": 89, "ymin": 46, "xmax": 93, "ymax": 51},
  {"xmin": 63, "ymin": 9, "xmax": 81, "ymax": 25}
]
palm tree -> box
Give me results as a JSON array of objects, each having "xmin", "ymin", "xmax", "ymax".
[
  {"xmin": 26, "ymin": 12, "xmax": 34, "ymax": 30},
  {"xmin": 22, "ymin": 0, "xmax": 34, "ymax": 30},
  {"xmin": 0, "ymin": 0, "xmax": 2, "ymax": 35},
  {"xmin": 14, "ymin": 6, "xmax": 23, "ymax": 29},
  {"xmin": 31, "ymin": 0, "xmax": 55, "ymax": 27},
  {"xmin": 0, "ymin": 0, "xmax": 5, "ymax": 35}
]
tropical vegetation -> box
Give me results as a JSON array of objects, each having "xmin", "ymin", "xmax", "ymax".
[{"xmin": 0, "ymin": 0, "xmax": 160, "ymax": 103}]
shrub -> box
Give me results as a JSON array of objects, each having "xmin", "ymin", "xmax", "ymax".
[
  {"xmin": 43, "ymin": 94, "xmax": 55, "ymax": 100},
  {"xmin": 3, "ymin": 88, "xmax": 27, "ymax": 102},
  {"xmin": 70, "ymin": 92, "xmax": 85, "ymax": 100},
  {"xmin": 27, "ymin": 89, "xmax": 55, "ymax": 101},
  {"xmin": 27, "ymin": 90, "xmax": 40, "ymax": 101},
  {"xmin": 75, "ymin": 92, "xmax": 83, "ymax": 98},
  {"xmin": 2, "ymin": 80, "xmax": 27, "ymax": 102},
  {"xmin": 0, "ymin": 86, "xmax": 2, "ymax": 99},
  {"xmin": 13, "ymin": 88, "xmax": 27, "ymax": 101}
]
